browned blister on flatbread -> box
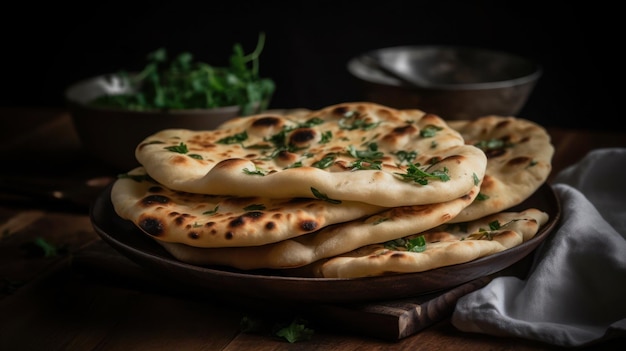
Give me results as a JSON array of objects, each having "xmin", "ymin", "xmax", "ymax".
[
  {"xmin": 302, "ymin": 208, "xmax": 549, "ymax": 278},
  {"xmin": 135, "ymin": 102, "xmax": 487, "ymax": 207},
  {"xmin": 111, "ymin": 167, "xmax": 386, "ymax": 248},
  {"xmin": 448, "ymin": 116, "xmax": 554, "ymax": 222}
]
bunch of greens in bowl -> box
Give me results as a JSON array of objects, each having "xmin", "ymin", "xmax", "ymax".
[{"xmin": 89, "ymin": 32, "xmax": 275, "ymax": 115}]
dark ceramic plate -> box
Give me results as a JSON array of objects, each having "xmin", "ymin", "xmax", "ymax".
[{"xmin": 91, "ymin": 183, "xmax": 560, "ymax": 304}]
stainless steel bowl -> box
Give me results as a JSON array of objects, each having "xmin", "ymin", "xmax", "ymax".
[{"xmin": 348, "ymin": 45, "xmax": 542, "ymax": 120}]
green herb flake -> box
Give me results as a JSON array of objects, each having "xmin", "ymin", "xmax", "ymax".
[
  {"xmin": 338, "ymin": 110, "xmax": 380, "ymax": 130},
  {"xmin": 243, "ymin": 204, "xmax": 266, "ymax": 211},
  {"xmin": 243, "ymin": 168, "xmax": 266, "ymax": 176},
  {"xmin": 320, "ymin": 130, "xmax": 333, "ymax": 144},
  {"xmin": 420, "ymin": 124, "xmax": 443, "ymax": 138},
  {"xmin": 407, "ymin": 235, "xmax": 427, "ymax": 252},
  {"xmin": 240, "ymin": 315, "xmax": 314, "ymax": 343},
  {"xmin": 312, "ymin": 154, "xmax": 336, "ymax": 169},
  {"xmin": 474, "ymin": 138, "xmax": 515, "ymax": 152},
  {"xmin": 310, "ymin": 187, "xmax": 341, "ymax": 204},
  {"xmin": 202, "ymin": 205, "xmax": 219, "ymax": 215},
  {"xmin": 394, "ymin": 150, "xmax": 417, "ymax": 165},
  {"xmin": 165, "ymin": 142, "xmax": 189, "ymax": 154},
  {"xmin": 473, "ymin": 173, "xmax": 480, "ymax": 186},
  {"xmin": 350, "ymin": 159, "xmax": 382, "ymax": 171},
  {"xmin": 475, "ymin": 192, "xmax": 490, "ymax": 201},
  {"xmin": 384, "ymin": 235, "xmax": 427, "ymax": 252},
  {"xmin": 275, "ymin": 319, "xmax": 315, "ymax": 343},
  {"xmin": 395, "ymin": 164, "xmax": 450, "ymax": 185},
  {"xmin": 372, "ymin": 217, "xmax": 389, "ymax": 225},
  {"xmin": 488, "ymin": 220, "xmax": 501, "ymax": 230},
  {"xmin": 217, "ymin": 131, "xmax": 248, "ymax": 145}
]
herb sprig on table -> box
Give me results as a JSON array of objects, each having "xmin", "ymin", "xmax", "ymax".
[{"xmin": 89, "ymin": 32, "xmax": 275, "ymax": 115}]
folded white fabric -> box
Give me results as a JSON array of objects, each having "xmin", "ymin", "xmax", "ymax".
[{"xmin": 452, "ymin": 148, "xmax": 626, "ymax": 347}]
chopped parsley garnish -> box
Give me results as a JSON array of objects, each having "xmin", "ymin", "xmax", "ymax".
[
  {"xmin": 346, "ymin": 143, "xmax": 383, "ymax": 160},
  {"xmin": 475, "ymin": 192, "xmax": 490, "ymax": 201},
  {"xmin": 240, "ymin": 315, "xmax": 314, "ymax": 343},
  {"xmin": 165, "ymin": 142, "xmax": 189, "ymax": 153},
  {"xmin": 394, "ymin": 150, "xmax": 417, "ymax": 165},
  {"xmin": 243, "ymin": 168, "xmax": 266, "ymax": 176},
  {"xmin": 473, "ymin": 173, "xmax": 480, "ymax": 186},
  {"xmin": 384, "ymin": 235, "xmax": 427, "ymax": 252},
  {"xmin": 202, "ymin": 205, "xmax": 219, "ymax": 215},
  {"xmin": 338, "ymin": 110, "xmax": 380, "ymax": 130},
  {"xmin": 320, "ymin": 130, "xmax": 333, "ymax": 143},
  {"xmin": 275, "ymin": 319, "xmax": 315, "ymax": 343},
  {"xmin": 312, "ymin": 154, "xmax": 336, "ymax": 169},
  {"xmin": 243, "ymin": 204, "xmax": 266, "ymax": 211},
  {"xmin": 217, "ymin": 131, "xmax": 248, "ymax": 145},
  {"xmin": 474, "ymin": 138, "xmax": 515, "ymax": 151},
  {"xmin": 310, "ymin": 187, "xmax": 341, "ymax": 204},
  {"xmin": 420, "ymin": 124, "xmax": 443, "ymax": 138},
  {"xmin": 395, "ymin": 163, "xmax": 450, "ymax": 185},
  {"xmin": 466, "ymin": 219, "xmax": 521, "ymax": 240}
]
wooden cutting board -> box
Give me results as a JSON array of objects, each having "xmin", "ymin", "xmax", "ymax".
[{"xmin": 72, "ymin": 239, "xmax": 530, "ymax": 341}]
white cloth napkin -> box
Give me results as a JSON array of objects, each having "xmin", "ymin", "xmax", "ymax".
[{"xmin": 452, "ymin": 148, "xmax": 626, "ymax": 347}]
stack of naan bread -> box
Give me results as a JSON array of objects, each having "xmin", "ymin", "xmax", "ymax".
[{"xmin": 111, "ymin": 102, "xmax": 554, "ymax": 278}]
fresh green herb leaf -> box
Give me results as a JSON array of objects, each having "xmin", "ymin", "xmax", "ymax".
[
  {"xmin": 243, "ymin": 204, "xmax": 266, "ymax": 211},
  {"xmin": 407, "ymin": 235, "xmax": 427, "ymax": 252},
  {"xmin": 312, "ymin": 154, "xmax": 336, "ymax": 169},
  {"xmin": 488, "ymin": 220, "xmax": 501, "ymax": 230},
  {"xmin": 310, "ymin": 187, "xmax": 341, "ymax": 204},
  {"xmin": 275, "ymin": 318, "xmax": 315, "ymax": 343},
  {"xmin": 475, "ymin": 192, "xmax": 490, "ymax": 201},
  {"xmin": 320, "ymin": 130, "xmax": 332, "ymax": 144},
  {"xmin": 338, "ymin": 110, "xmax": 380, "ymax": 130},
  {"xmin": 240, "ymin": 315, "xmax": 314, "ymax": 343},
  {"xmin": 384, "ymin": 235, "xmax": 427, "ymax": 252},
  {"xmin": 395, "ymin": 164, "xmax": 450, "ymax": 185},
  {"xmin": 202, "ymin": 205, "xmax": 219, "ymax": 215},
  {"xmin": 420, "ymin": 124, "xmax": 443, "ymax": 138},
  {"xmin": 165, "ymin": 142, "xmax": 189, "ymax": 154},
  {"xmin": 217, "ymin": 131, "xmax": 248, "ymax": 145},
  {"xmin": 346, "ymin": 143, "xmax": 383, "ymax": 160},
  {"xmin": 21, "ymin": 237, "xmax": 67, "ymax": 258},
  {"xmin": 89, "ymin": 33, "xmax": 275, "ymax": 114},
  {"xmin": 350, "ymin": 159, "xmax": 382, "ymax": 170},
  {"xmin": 394, "ymin": 150, "xmax": 417, "ymax": 165},
  {"xmin": 474, "ymin": 138, "xmax": 515, "ymax": 152},
  {"xmin": 473, "ymin": 173, "xmax": 480, "ymax": 186},
  {"xmin": 243, "ymin": 168, "xmax": 266, "ymax": 176}
]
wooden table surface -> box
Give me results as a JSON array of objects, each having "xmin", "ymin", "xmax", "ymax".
[{"xmin": 1, "ymin": 107, "xmax": 625, "ymax": 350}]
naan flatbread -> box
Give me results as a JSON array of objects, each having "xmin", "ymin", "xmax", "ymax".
[
  {"xmin": 111, "ymin": 167, "xmax": 386, "ymax": 248},
  {"xmin": 303, "ymin": 208, "xmax": 549, "ymax": 278},
  {"xmin": 448, "ymin": 116, "xmax": 553, "ymax": 222},
  {"xmin": 156, "ymin": 184, "xmax": 480, "ymax": 270},
  {"xmin": 135, "ymin": 102, "xmax": 487, "ymax": 207}
]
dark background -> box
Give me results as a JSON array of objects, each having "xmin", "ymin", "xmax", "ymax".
[{"xmin": 1, "ymin": 1, "xmax": 620, "ymax": 131}]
